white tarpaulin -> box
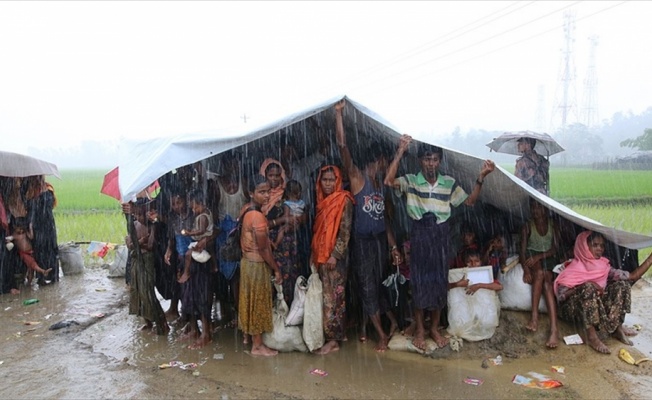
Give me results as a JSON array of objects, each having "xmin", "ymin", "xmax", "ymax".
[{"xmin": 116, "ymin": 95, "xmax": 652, "ymax": 250}]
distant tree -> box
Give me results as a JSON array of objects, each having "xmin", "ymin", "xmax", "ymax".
[{"xmin": 620, "ymin": 128, "xmax": 652, "ymax": 151}]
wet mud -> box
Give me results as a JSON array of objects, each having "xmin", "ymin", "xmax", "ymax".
[{"xmin": 1, "ymin": 266, "xmax": 651, "ymax": 399}]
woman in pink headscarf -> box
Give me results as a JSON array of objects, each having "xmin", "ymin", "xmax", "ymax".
[{"xmin": 554, "ymin": 231, "xmax": 652, "ymax": 354}]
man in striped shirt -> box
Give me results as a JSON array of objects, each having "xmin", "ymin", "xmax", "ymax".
[{"xmin": 384, "ymin": 134, "xmax": 495, "ymax": 351}]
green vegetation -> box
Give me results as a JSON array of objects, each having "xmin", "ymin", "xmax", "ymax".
[{"xmin": 549, "ymin": 168, "xmax": 652, "ymax": 203}]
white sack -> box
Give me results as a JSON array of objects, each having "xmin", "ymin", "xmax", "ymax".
[
  {"xmin": 285, "ymin": 275, "xmax": 307, "ymax": 326},
  {"xmin": 302, "ymin": 264, "xmax": 324, "ymax": 352},
  {"xmin": 263, "ymin": 283, "xmax": 308, "ymax": 353}
]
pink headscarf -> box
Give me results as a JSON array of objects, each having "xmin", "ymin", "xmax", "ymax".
[{"xmin": 554, "ymin": 230, "xmax": 610, "ymax": 296}]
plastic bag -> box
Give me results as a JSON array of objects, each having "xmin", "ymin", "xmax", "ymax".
[
  {"xmin": 263, "ymin": 284, "xmax": 308, "ymax": 352},
  {"xmin": 302, "ymin": 264, "xmax": 324, "ymax": 352},
  {"xmin": 285, "ymin": 275, "xmax": 308, "ymax": 326},
  {"xmin": 58, "ymin": 242, "xmax": 84, "ymax": 275},
  {"xmin": 447, "ymin": 267, "xmax": 500, "ymax": 341},
  {"xmin": 108, "ymin": 245, "xmax": 128, "ymax": 277},
  {"xmin": 497, "ymin": 263, "xmax": 547, "ymax": 312}
]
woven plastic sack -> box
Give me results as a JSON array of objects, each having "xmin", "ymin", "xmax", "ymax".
[
  {"xmin": 285, "ymin": 275, "xmax": 307, "ymax": 326},
  {"xmin": 497, "ymin": 263, "xmax": 547, "ymax": 313},
  {"xmin": 302, "ymin": 264, "xmax": 324, "ymax": 352},
  {"xmin": 263, "ymin": 283, "xmax": 308, "ymax": 352}
]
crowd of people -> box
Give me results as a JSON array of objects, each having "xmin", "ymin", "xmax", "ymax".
[
  {"xmin": 0, "ymin": 175, "xmax": 59, "ymax": 294},
  {"xmin": 118, "ymin": 101, "xmax": 652, "ymax": 356}
]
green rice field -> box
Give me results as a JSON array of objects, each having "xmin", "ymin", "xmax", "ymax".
[{"xmin": 51, "ymin": 168, "xmax": 652, "ymax": 268}]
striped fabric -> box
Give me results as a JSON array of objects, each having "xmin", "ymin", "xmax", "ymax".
[{"xmin": 395, "ymin": 172, "xmax": 468, "ymax": 222}]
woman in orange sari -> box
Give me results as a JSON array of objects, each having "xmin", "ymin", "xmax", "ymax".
[{"xmin": 311, "ymin": 165, "xmax": 354, "ymax": 355}]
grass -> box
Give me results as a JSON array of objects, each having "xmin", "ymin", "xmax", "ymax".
[{"xmin": 549, "ymin": 168, "xmax": 652, "ymax": 203}]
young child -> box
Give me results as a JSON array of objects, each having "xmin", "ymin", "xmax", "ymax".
[
  {"xmin": 272, "ymin": 180, "xmax": 306, "ymax": 249},
  {"xmin": 451, "ymin": 224, "xmax": 479, "ymax": 269},
  {"xmin": 463, "ymin": 249, "xmax": 503, "ymax": 294},
  {"xmin": 178, "ymin": 190, "xmax": 214, "ymax": 283},
  {"xmin": 8, "ymin": 218, "xmax": 52, "ymax": 285},
  {"xmin": 520, "ymin": 198, "xmax": 561, "ymax": 348},
  {"xmin": 483, "ymin": 232, "xmax": 508, "ymax": 279}
]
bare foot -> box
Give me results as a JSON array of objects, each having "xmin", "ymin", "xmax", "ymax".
[
  {"xmin": 177, "ymin": 272, "xmax": 190, "ymax": 284},
  {"xmin": 587, "ymin": 335, "xmax": 610, "ymax": 354},
  {"xmin": 178, "ymin": 330, "xmax": 199, "ymax": 342},
  {"xmin": 613, "ymin": 326, "xmax": 634, "ymax": 346},
  {"xmin": 412, "ymin": 329, "xmax": 427, "ymax": 351},
  {"xmin": 188, "ymin": 334, "xmax": 212, "ymax": 349},
  {"xmin": 251, "ymin": 344, "xmax": 278, "ymax": 357},
  {"xmin": 375, "ymin": 336, "xmax": 389, "ymax": 353},
  {"xmin": 620, "ymin": 325, "xmax": 639, "ymax": 337},
  {"xmin": 139, "ymin": 323, "xmax": 153, "ymax": 331},
  {"xmin": 430, "ymin": 328, "xmax": 449, "ymax": 348},
  {"xmin": 402, "ymin": 321, "xmax": 416, "ymax": 337},
  {"xmin": 525, "ymin": 319, "xmax": 538, "ymax": 332},
  {"xmin": 315, "ymin": 340, "xmax": 340, "ymax": 355},
  {"xmin": 546, "ymin": 330, "xmax": 559, "ymax": 349},
  {"xmin": 243, "ymin": 334, "xmax": 250, "ymax": 345},
  {"xmin": 10, "ymin": 288, "xmax": 20, "ymax": 295}
]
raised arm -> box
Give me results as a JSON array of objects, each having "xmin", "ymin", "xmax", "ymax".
[
  {"xmin": 628, "ymin": 251, "xmax": 652, "ymax": 281},
  {"xmin": 463, "ymin": 160, "xmax": 495, "ymax": 206},
  {"xmin": 384, "ymin": 134, "xmax": 412, "ymax": 188},
  {"xmin": 335, "ymin": 100, "xmax": 363, "ymax": 192}
]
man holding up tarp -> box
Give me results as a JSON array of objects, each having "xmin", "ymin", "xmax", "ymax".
[{"xmin": 384, "ymin": 134, "xmax": 495, "ymax": 351}]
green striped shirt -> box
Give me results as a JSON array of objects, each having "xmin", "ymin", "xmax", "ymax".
[{"xmin": 395, "ymin": 172, "xmax": 468, "ymax": 222}]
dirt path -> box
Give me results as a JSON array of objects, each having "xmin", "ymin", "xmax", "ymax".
[{"xmin": 1, "ymin": 267, "xmax": 650, "ymax": 399}]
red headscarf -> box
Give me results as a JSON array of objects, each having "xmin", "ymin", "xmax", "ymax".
[
  {"xmin": 311, "ymin": 165, "xmax": 354, "ymax": 265},
  {"xmin": 258, "ymin": 158, "xmax": 287, "ymax": 216},
  {"xmin": 554, "ymin": 230, "xmax": 611, "ymax": 296}
]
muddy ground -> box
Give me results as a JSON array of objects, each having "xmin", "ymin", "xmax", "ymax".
[{"xmin": 1, "ymin": 266, "xmax": 651, "ymax": 399}]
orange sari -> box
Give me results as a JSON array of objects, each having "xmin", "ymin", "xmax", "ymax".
[{"xmin": 311, "ymin": 166, "xmax": 354, "ymax": 265}]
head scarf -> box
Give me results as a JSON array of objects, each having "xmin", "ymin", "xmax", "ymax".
[
  {"xmin": 554, "ymin": 230, "xmax": 611, "ymax": 296},
  {"xmin": 311, "ymin": 165, "xmax": 354, "ymax": 265},
  {"xmin": 258, "ymin": 158, "xmax": 287, "ymax": 216}
]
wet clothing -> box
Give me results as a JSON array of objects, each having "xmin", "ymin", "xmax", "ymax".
[
  {"xmin": 410, "ymin": 214, "xmax": 450, "ymax": 310},
  {"xmin": 284, "ymin": 199, "xmax": 305, "ymax": 217},
  {"xmin": 18, "ymin": 249, "xmax": 41, "ymax": 273},
  {"xmin": 129, "ymin": 250, "xmax": 166, "ymax": 325},
  {"xmin": 26, "ymin": 189, "xmax": 58, "ymax": 282},
  {"xmin": 394, "ymin": 172, "xmax": 468, "ymax": 222},
  {"xmin": 320, "ymin": 256, "xmax": 349, "ymax": 341},
  {"xmin": 190, "ymin": 211, "xmax": 213, "ymax": 242},
  {"xmin": 394, "ymin": 172, "xmax": 469, "ymax": 311},
  {"xmin": 525, "ymin": 220, "xmax": 557, "ymax": 271},
  {"xmin": 266, "ymin": 202, "xmax": 301, "ymax": 306},
  {"xmin": 180, "ymin": 259, "xmax": 213, "ymax": 319},
  {"xmin": 216, "ymin": 177, "xmax": 247, "ymax": 281},
  {"xmin": 351, "ymin": 233, "xmax": 389, "ymax": 316},
  {"xmin": 515, "ymin": 150, "xmax": 549, "ymax": 195},
  {"xmin": 238, "ymin": 258, "xmax": 273, "ymax": 336},
  {"xmin": 558, "ymin": 280, "xmax": 631, "ymax": 334},
  {"xmin": 353, "ymin": 177, "xmax": 386, "ymax": 236}
]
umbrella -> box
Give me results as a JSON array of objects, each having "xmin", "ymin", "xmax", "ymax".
[
  {"xmin": 100, "ymin": 166, "xmax": 159, "ymax": 202},
  {"xmin": 0, "ymin": 150, "xmax": 61, "ymax": 178},
  {"xmin": 486, "ymin": 131, "xmax": 565, "ymax": 157}
]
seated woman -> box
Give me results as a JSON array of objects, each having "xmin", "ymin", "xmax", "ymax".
[{"xmin": 554, "ymin": 231, "xmax": 652, "ymax": 354}]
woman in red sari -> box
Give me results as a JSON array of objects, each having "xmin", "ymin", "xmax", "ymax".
[{"xmin": 311, "ymin": 165, "xmax": 354, "ymax": 355}]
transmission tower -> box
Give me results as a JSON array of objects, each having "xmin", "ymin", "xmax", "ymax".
[
  {"xmin": 582, "ymin": 35, "xmax": 599, "ymax": 127},
  {"xmin": 535, "ymin": 85, "xmax": 546, "ymax": 131},
  {"xmin": 551, "ymin": 10, "xmax": 579, "ymax": 132}
]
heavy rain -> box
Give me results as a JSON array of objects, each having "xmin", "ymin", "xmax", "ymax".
[{"xmin": 2, "ymin": 2, "xmax": 652, "ymax": 400}]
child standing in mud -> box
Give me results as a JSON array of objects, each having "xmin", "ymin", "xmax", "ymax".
[{"xmin": 8, "ymin": 218, "xmax": 52, "ymax": 285}]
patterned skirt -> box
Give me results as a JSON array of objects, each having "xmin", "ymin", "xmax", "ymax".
[
  {"xmin": 238, "ymin": 258, "xmax": 273, "ymax": 336},
  {"xmin": 558, "ymin": 280, "xmax": 631, "ymax": 334},
  {"xmin": 129, "ymin": 251, "xmax": 166, "ymax": 323},
  {"xmin": 319, "ymin": 256, "xmax": 348, "ymax": 341}
]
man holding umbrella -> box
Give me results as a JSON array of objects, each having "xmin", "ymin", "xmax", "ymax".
[{"xmin": 515, "ymin": 137, "xmax": 550, "ymax": 195}]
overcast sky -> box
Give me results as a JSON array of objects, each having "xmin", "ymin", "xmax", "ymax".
[{"xmin": 1, "ymin": 1, "xmax": 650, "ymax": 168}]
